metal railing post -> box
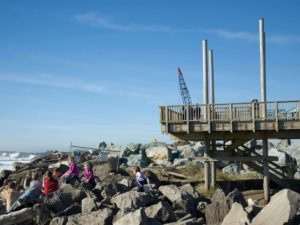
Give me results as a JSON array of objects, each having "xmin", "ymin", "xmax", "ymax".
[
  {"xmin": 275, "ymin": 101, "xmax": 279, "ymax": 131},
  {"xmin": 229, "ymin": 104, "xmax": 233, "ymax": 132}
]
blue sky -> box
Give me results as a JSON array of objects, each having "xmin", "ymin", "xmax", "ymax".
[{"xmin": 1, "ymin": 1, "xmax": 300, "ymax": 152}]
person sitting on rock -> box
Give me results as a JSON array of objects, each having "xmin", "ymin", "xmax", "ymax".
[
  {"xmin": 81, "ymin": 161, "xmax": 96, "ymax": 189},
  {"xmin": 133, "ymin": 166, "xmax": 147, "ymax": 192},
  {"xmin": 42, "ymin": 170, "xmax": 59, "ymax": 197},
  {"xmin": 62, "ymin": 156, "xmax": 80, "ymax": 184},
  {"xmin": 9, "ymin": 171, "xmax": 42, "ymax": 212},
  {"xmin": 0, "ymin": 182, "xmax": 20, "ymax": 212}
]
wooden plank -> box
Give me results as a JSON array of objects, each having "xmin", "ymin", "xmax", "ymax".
[{"xmin": 195, "ymin": 156, "xmax": 278, "ymax": 162}]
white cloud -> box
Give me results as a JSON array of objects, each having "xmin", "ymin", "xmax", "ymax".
[
  {"xmin": 73, "ymin": 12, "xmax": 300, "ymax": 44},
  {"xmin": 0, "ymin": 74, "xmax": 106, "ymax": 94}
]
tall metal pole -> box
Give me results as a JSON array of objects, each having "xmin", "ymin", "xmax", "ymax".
[
  {"xmin": 209, "ymin": 49, "xmax": 216, "ymax": 189},
  {"xmin": 202, "ymin": 40, "xmax": 210, "ymax": 191},
  {"xmin": 209, "ymin": 49, "xmax": 215, "ymax": 105},
  {"xmin": 259, "ymin": 17, "xmax": 270, "ymax": 203},
  {"xmin": 202, "ymin": 40, "xmax": 209, "ymax": 107}
]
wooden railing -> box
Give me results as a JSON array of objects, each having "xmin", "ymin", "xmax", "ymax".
[
  {"xmin": 160, "ymin": 101, "xmax": 300, "ymax": 123},
  {"xmin": 160, "ymin": 101, "xmax": 300, "ymax": 133}
]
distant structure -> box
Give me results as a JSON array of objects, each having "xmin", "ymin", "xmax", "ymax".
[
  {"xmin": 178, "ymin": 67, "xmax": 192, "ymax": 105},
  {"xmin": 160, "ymin": 18, "xmax": 300, "ymax": 204}
]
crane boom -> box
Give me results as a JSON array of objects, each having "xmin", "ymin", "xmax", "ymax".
[{"xmin": 178, "ymin": 67, "xmax": 192, "ymax": 105}]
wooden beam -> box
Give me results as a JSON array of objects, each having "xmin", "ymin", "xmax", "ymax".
[{"xmin": 198, "ymin": 156, "xmax": 278, "ymax": 162}]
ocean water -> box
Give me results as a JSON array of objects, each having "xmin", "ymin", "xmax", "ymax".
[{"xmin": 0, "ymin": 151, "xmax": 39, "ymax": 171}]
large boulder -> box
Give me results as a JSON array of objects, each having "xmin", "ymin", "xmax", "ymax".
[
  {"xmin": 127, "ymin": 149, "xmax": 150, "ymax": 167},
  {"xmin": 222, "ymin": 163, "xmax": 241, "ymax": 175},
  {"xmin": 205, "ymin": 189, "xmax": 247, "ymax": 225},
  {"xmin": 111, "ymin": 190, "xmax": 156, "ymax": 212},
  {"xmin": 146, "ymin": 146, "xmax": 173, "ymax": 162},
  {"xmin": 284, "ymin": 143, "xmax": 300, "ymax": 165},
  {"xmin": 82, "ymin": 197, "xmax": 97, "ymax": 214},
  {"xmin": 276, "ymin": 139, "xmax": 291, "ymax": 151},
  {"xmin": 268, "ymin": 148, "xmax": 296, "ymax": 167},
  {"xmin": 92, "ymin": 157, "xmax": 118, "ymax": 178},
  {"xmin": 221, "ymin": 202, "xmax": 250, "ymax": 225},
  {"xmin": 159, "ymin": 185, "xmax": 198, "ymax": 217},
  {"xmin": 45, "ymin": 184, "xmax": 86, "ymax": 213},
  {"xmin": 251, "ymin": 189, "xmax": 300, "ymax": 225},
  {"xmin": 176, "ymin": 145, "xmax": 196, "ymax": 158},
  {"xmin": 145, "ymin": 201, "xmax": 176, "ymax": 223},
  {"xmin": 107, "ymin": 145, "xmax": 129, "ymax": 157},
  {"xmin": 159, "ymin": 185, "xmax": 185, "ymax": 203},
  {"xmin": 113, "ymin": 208, "xmax": 149, "ymax": 225},
  {"xmin": 65, "ymin": 208, "xmax": 114, "ymax": 225}
]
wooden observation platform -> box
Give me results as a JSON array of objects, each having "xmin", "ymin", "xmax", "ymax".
[
  {"xmin": 159, "ymin": 18, "xmax": 299, "ymax": 203},
  {"xmin": 160, "ymin": 101, "xmax": 300, "ymax": 140},
  {"xmin": 160, "ymin": 101, "xmax": 300, "ymax": 200}
]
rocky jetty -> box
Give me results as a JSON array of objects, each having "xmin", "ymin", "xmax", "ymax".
[{"xmin": 1, "ymin": 140, "xmax": 300, "ymax": 225}]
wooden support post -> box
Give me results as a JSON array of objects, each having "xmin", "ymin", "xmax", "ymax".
[
  {"xmin": 186, "ymin": 105, "xmax": 190, "ymax": 134},
  {"xmin": 211, "ymin": 140, "xmax": 216, "ymax": 188},
  {"xmin": 204, "ymin": 140, "xmax": 210, "ymax": 191},
  {"xmin": 263, "ymin": 138, "xmax": 270, "ymax": 203},
  {"xmin": 165, "ymin": 106, "xmax": 169, "ymax": 133}
]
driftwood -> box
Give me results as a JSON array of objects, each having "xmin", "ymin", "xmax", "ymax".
[
  {"xmin": 165, "ymin": 171, "xmax": 188, "ymax": 179},
  {"xmin": 0, "ymin": 208, "xmax": 35, "ymax": 225}
]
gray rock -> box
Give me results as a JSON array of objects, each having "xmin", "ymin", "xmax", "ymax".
[
  {"xmin": 205, "ymin": 188, "xmax": 246, "ymax": 225},
  {"xmin": 66, "ymin": 208, "xmax": 114, "ymax": 225},
  {"xmin": 268, "ymin": 147, "xmax": 296, "ymax": 167},
  {"xmin": 127, "ymin": 143, "xmax": 141, "ymax": 153},
  {"xmin": 127, "ymin": 150, "xmax": 150, "ymax": 168},
  {"xmin": 176, "ymin": 145, "xmax": 196, "ymax": 158},
  {"xmin": 45, "ymin": 184, "xmax": 86, "ymax": 213},
  {"xmin": 113, "ymin": 208, "xmax": 149, "ymax": 225},
  {"xmin": 276, "ymin": 139, "xmax": 291, "ymax": 151},
  {"xmin": 159, "ymin": 185, "xmax": 195, "ymax": 204},
  {"xmin": 145, "ymin": 201, "xmax": 176, "ymax": 223},
  {"xmin": 222, "ymin": 163, "xmax": 241, "ymax": 175},
  {"xmin": 92, "ymin": 157, "xmax": 118, "ymax": 178},
  {"xmin": 112, "ymin": 190, "xmax": 156, "ymax": 212},
  {"xmin": 159, "ymin": 185, "xmax": 184, "ymax": 203},
  {"xmin": 82, "ymin": 197, "xmax": 97, "ymax": 214},
  {"xmin": 146, "ymin": 146, "xmax": 173, "ymax": 162},
  {"xmin": 285, "ymin": 143, "xmax": 300, "ymax": 165},
  {"xmin": 107, "ymin": 145, "xmax": 129, "ymax": 157},
  {"xmin": 221, "ymin": 202, "xmax": 250, "ymax": 225},
  {"xmin": 50, "ymin": 216, "xmax": 68, "ymax": 225},
  {"xmin": 251, "ymin": 189, "xmax": 300, "ymax": 225},
  {"xmin": 99, "ymin": 141, "xmax": 107, "ymax": 149},
  {"xmin": 173, "ymin": 158, "xmax": 191, "ymax": 167}
]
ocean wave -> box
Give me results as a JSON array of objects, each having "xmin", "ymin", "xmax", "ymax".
[{"xmin": 0, "ymin": 151, "xmax": 39, "ymax": 171}]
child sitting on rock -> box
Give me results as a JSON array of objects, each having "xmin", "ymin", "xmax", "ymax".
[
  {"xmin": 0, "ymin": 182, "xmax": 20, "ymax": 212},
  {"xmin": 133, "ymin": 166, "xmax": 147, "ymax": 192},
  {"xmin": 42, "ymin": 170, "xmax": 59, "ymax": 197},
  {"xmin": 62, "ymin": 156, "xmax": 80, "ymax": 184},
  {"xmin": 82, "ymin": 161, "xmax": 96, "ymax": 189}
]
